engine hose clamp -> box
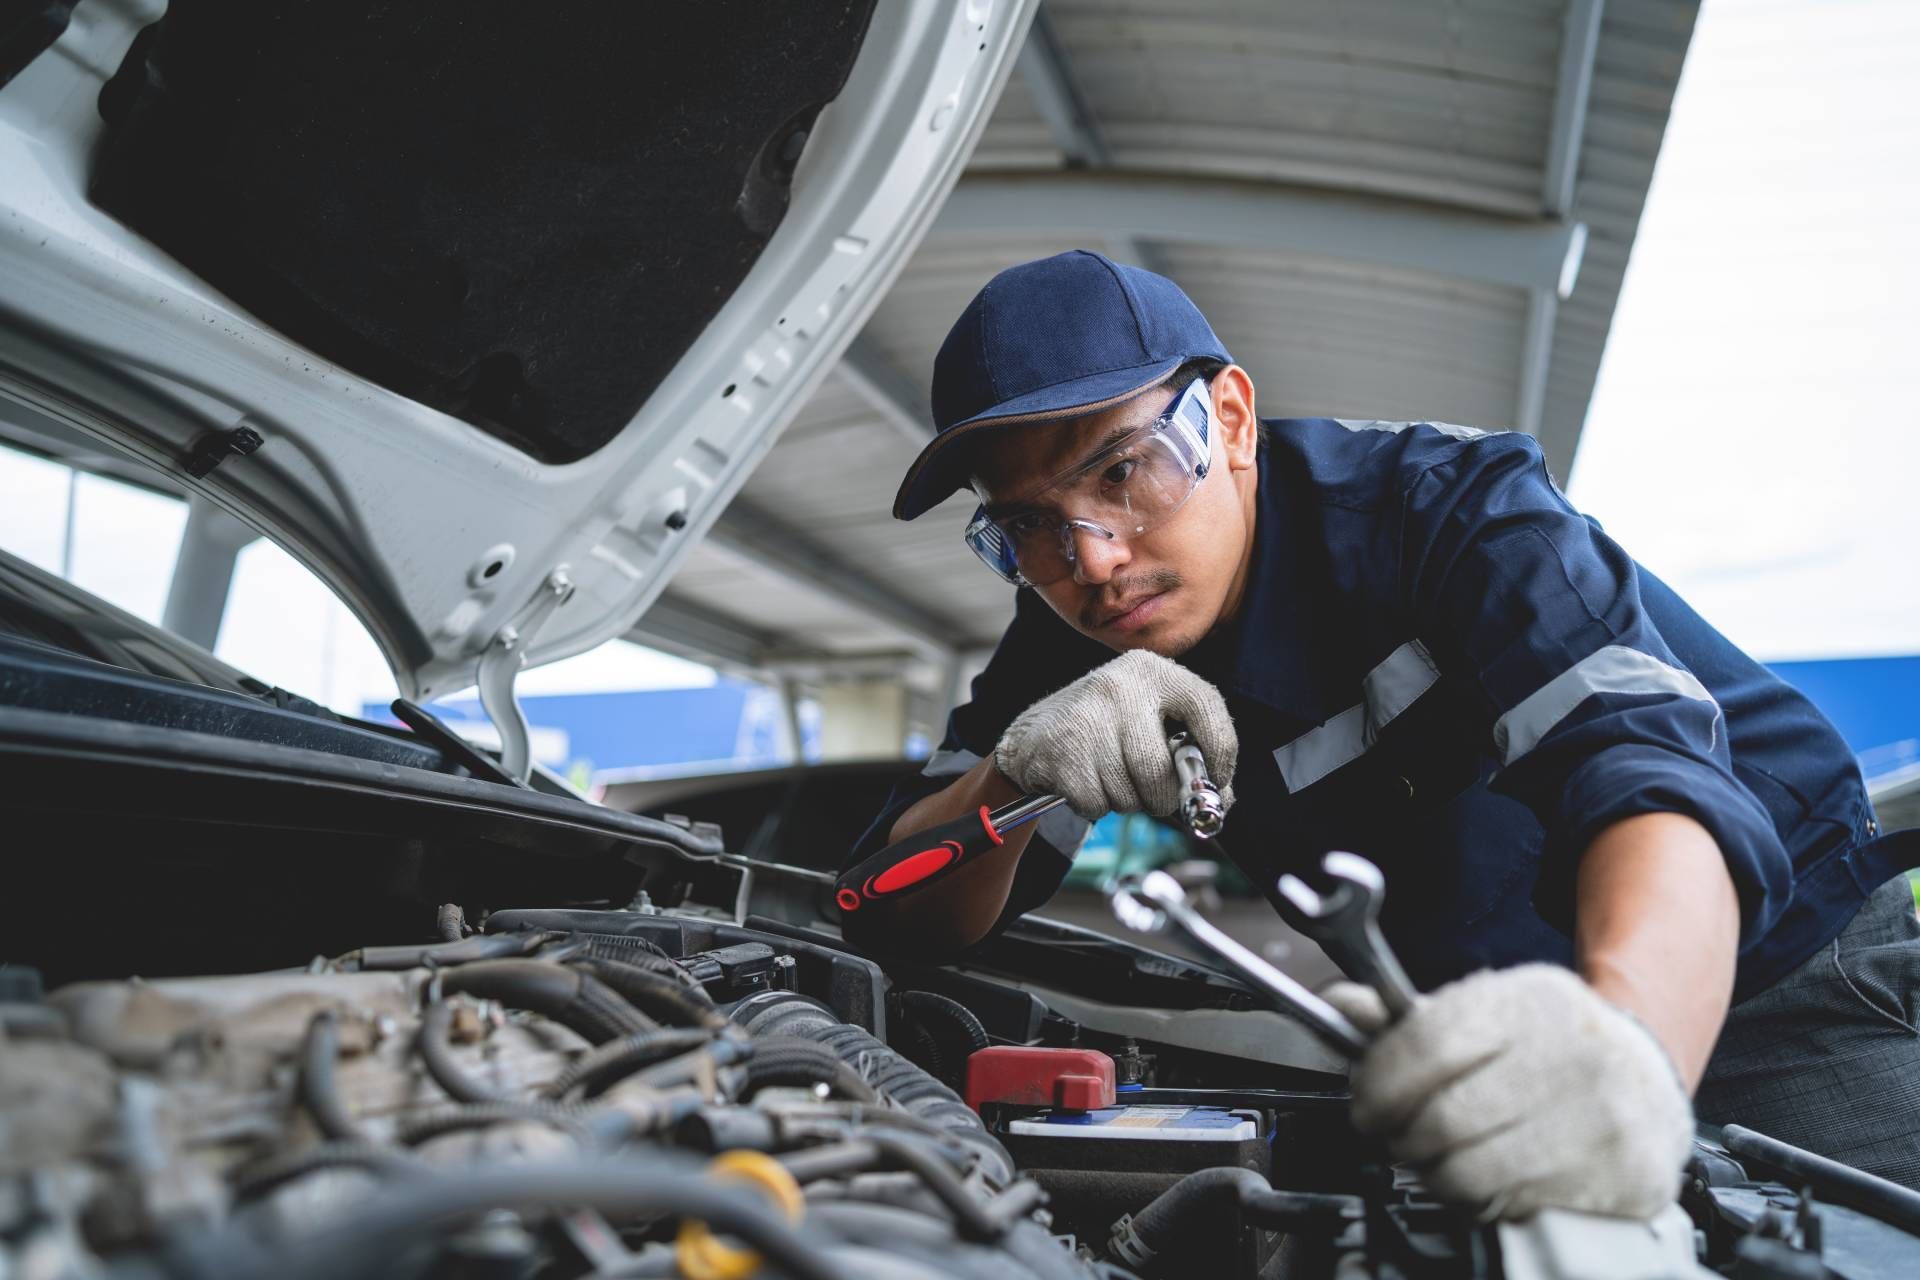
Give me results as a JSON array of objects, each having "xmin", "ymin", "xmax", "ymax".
[
  {"xmin": 1107, "ymin": 1211, "xmax": 1153, "ymax": 1268},
  {"xmin": 675, "ymin": 1149, "xmax": 805, "ymax": 1280}
]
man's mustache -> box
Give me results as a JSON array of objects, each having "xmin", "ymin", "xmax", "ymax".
[{"xmin": 1080, "ymin": 568, "xmax": 1182, "ymax": 628}]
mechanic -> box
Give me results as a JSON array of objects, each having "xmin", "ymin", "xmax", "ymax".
[{"xmin": 842, "ymin": 250, "xmax": 1920, "ymax": 1217}]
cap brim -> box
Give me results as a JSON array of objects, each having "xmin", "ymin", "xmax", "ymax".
[{"xmin": 892, "ymin": 356, "xmax": 1184, "ymax": 520}]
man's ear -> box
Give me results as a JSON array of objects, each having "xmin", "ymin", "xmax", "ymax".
[{"xmin": 1210, "ymin": 365, "xmax": 1259, "ymax": 471}]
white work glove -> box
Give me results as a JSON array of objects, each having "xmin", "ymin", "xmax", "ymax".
[
  {"xmin": 1325, "ymin": 964, "xmax": 1693, "ymax": 1221},
  {"xmin": 993, "ymin": 650, "xmax": 1237, "ymax": 822}
]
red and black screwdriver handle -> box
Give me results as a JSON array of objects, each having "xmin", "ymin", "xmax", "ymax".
[
  {"xmin": 834, "ymin": 792, "xmax": 1064, "ymax": 915},
  {"xmin": 834, "ymin": 719, "xmax": 1221, "ymax": 916}
]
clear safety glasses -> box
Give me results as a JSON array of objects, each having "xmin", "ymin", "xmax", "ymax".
[{"xmin": 964, "ymin": 378, "xmax": 1213, "ymax": 586}]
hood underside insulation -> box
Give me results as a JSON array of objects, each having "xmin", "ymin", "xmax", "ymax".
[{"xmin": 90, "ymin": 0, "xmax": 878, "ymax": 463}]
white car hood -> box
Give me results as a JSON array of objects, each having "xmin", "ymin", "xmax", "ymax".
[{"xmin": 0, "ymin": 0, "xmax": 1031, "ymax": 772}]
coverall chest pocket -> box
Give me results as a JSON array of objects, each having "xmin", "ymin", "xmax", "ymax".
[
  {"xmin": 1365, "ymin": 680, "xmax": 1488, "ymax": 817},
  {"xmin": 1271, "ymin": 675, "xmax": 1487, "ymax": 843}
]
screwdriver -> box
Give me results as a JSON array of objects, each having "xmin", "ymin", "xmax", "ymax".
[{"xmin": 834, "ymin": 724, "xmax": 1226, "ymax": 915}]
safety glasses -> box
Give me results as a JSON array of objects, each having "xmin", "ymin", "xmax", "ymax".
[{"xmin": 964, "ymin": 378, "xmax": 1213, "ymax": 586}]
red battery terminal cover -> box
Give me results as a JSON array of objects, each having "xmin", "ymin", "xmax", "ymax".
[{"xmin": 963, "ymin": 1046, "xmax": 1117, "ymax": 1113}]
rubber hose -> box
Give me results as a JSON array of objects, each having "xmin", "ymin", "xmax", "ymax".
[
  {"xmin": 1110, "ymin": 1166, "xmax": 1357, "ymax": 1269},
  {"xmin": 232, "ymin": 1142, "xmax": 427, "ymax": 1201},
  {"xmin": 742, "ymin": 1036, "xmax": 881, "ymax": 1103},
  {"xmin": 865, "ymin": 1131, "xmax": 1003, "ymax": 1241},
  {"xmin": 899, "ymin": 991, "xmax": 990, "ymax": 1056},
  {"xmin": 297, "ymin": 1010, "xmax": 366, "ymax": 1143},
  {"xmin": 574, "ymin": 933, "xmax": 709, "ymax": 991},
  {"xmin": 1723, "ymin": 1124, "xmax": 1920, "ymax": 1235},
  {"xmin": 731, "ymin": 993, "xmax": 1012, "ymax": 1185},
  {"xmin": 165, "ymin": 1158, "xmax": 845, "ymax": 1280},
  {"xmin": 802, "ymin": 1203, "xmax": 1090, "ymax": 1280},
  {"xmin": 812, "ymin": 1023, "xmax": 1008, "ymax": 1176},
  {"xmin": 417, "ymin": 1000, "xmax": 507, "ymax": 1104},
  {"xmin": 440, "ymin": 960, "xmax": 649, "ymax": 1043},
  {"xmin": 345, "ymin": 931, "xmax": 548, "ymax": 972},
  {"xmin": 630, "ymin": 1035, "xmax": 752, "ymax": 1092},
  {"xmin": 776, "ymin": 1136, "xmax": 1033, "ymax": 1244},
  {"xmin": 1108, "ymin": 1167, "xmax": 1262, "ymax": 1269},
  {"xmin": 395, "ymin": 1098, "xmax": 621, "ymax": 1147},
  {"xmin": 566, "ymin": 956, "xmax": 725, "ymax": 1030},
  {"xmin": 543, "ymin": 1027, "xmax": 717, "ymax": 1100},
  {"xmin": 1239, "ymin": 1187, "xmax": 1360, "ymax": 1231},
  {"xmin": 899, "ymin": 1020, "xmax": 949, "ymax": 1085}
]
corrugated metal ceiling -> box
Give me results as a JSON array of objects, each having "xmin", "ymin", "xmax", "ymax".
[{"xmin": 643, "ymin": 0, "xmax": 1700, "ymax": 697}]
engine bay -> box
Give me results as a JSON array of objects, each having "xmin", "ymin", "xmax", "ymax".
[
  {"xmin": 0, "ymin": 650, "xmax": 1906, "ymax": 1278},
  {"xmin": 4, "ymin": 894, "xmax": 1907, "ymax": 1279}
]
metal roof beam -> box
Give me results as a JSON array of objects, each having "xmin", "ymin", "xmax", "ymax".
[
  {"xmin": 1543, "ymin": 0, "xmax": 1606, "ymax": 219},
  {"xmin": 628, "ymin": 591, "xmax": 793, "ymax": 672},
  {"xmin": 705, "ymin": 499, "xmax": 964, "ymax": 662},
  {"xmin": 1018, "ymin": 6, "xmax": 1108, "ymax": 167},
  {"xmin": 1519, "ymin": 0, "xmax": 1605, "ymax": 437},
  {"xmin": 838, "ymin": 335, "xmax": 934, "ymax": 444},
  {"xmin": 937, "ymin": 174, "xmax": 1588, "ymax": 297},
  {"xmin": 1016, "ymin": 5, "xmax": 1159, "ymax": 272}
]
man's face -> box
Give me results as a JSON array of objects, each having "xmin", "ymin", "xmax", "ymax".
[{"xmin": 970, "ymin": 367, "xmax": 1261, "ymax": 657}]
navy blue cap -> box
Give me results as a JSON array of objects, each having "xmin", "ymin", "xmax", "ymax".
[{"xmin": 892, "ymin": 250, "xmax": 1231, "ymax": 520}]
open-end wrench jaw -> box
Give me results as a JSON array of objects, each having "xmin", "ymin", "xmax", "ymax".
[
  {"xmin": 1109, "ymin": 871, "xmax": 1369, "ymax": 1059},
  {"xmin": 1275, "ymin": 852, "xmax": 1421, "ymax": 1021}
]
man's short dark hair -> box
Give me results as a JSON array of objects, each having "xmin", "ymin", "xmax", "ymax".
[
  {"xmin": 1162, "ymin": 357, "xmax": 1262, "ymax": 444},
  {"xmin": 1161, "ymin": 357, "xmax": 1228, "ymax": 389}
]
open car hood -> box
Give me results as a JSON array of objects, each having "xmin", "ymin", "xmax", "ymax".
[{"xmin": 0, "ymin": 1, "xmax": 1031, "ymax": 750}]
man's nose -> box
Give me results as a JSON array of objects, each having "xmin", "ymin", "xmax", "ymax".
[{"xmin": 1068, "ymin": 524, "xmax": 1129, "ymax": 585}]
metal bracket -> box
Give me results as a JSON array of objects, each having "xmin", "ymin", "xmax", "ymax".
[{"xmin": 475, "ymin": 570, "xmax": 575, "ymax": 783}]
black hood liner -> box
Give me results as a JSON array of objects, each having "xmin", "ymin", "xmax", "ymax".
[{"xmin": 90, "ymin": 1, "xmax": 877, "ymax": 464}]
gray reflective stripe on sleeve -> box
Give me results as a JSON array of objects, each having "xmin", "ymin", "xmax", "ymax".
[
  {"xmin": 1334, "ymin": 419, "xmax": 1490, "ymax": 441},
  {"xmin": 1272, "ymin": 640, "xmax": 1442, "ymax": 792},
  {"xmin": 1493, "ymin": 645, "xmax": 1720, "ymax": 765},
  {"xmin": 922, "ymin": 746, "xmax": 983, "ymax": 779}
]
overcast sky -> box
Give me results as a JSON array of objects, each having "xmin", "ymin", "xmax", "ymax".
[
  {"xmin": 2, "ymin": 0, "xmax": 1912, "ymax": 708},
  {"xmin": 1565, "ymin": 0, "xmax": 1919, "ymax": 662}
]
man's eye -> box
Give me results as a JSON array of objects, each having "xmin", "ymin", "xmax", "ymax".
[
  {"xmin": 1004, "ymin": 514, "xmax": 1051, "ymax": 540},
  {"xmin": 1100, "ymin": 457, "xmax": 1138, "ymax": 488}
]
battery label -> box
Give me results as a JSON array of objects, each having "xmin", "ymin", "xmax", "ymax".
[{"xmin": 1008, "ymin": 1105, "xmax": 1259, "ymax": 1141}]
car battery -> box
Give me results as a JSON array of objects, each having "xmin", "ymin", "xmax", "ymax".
[
  {"xmin": 965, "ymin": 1045, "xmax": 1271, "ymax": 1182},
  {"xmin": 988, "ymin": 1093, "xmax": 1278, "ymax": 1271},
  {"xmin": 998, "ymin": 1099, "xmax": 1270, "ymax": 1179}
]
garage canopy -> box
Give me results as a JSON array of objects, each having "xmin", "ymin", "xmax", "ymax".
[{"xmin": 638, "ymin": 0, "xmax": 1699, "ymax": 724}]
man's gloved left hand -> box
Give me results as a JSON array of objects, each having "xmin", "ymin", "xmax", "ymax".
[{"xmin": 1324, "ymin": 964, "xmax": 1694, "ymax": 1221}]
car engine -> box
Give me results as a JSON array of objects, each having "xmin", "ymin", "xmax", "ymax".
[{"xmin": 4, "ymin": 887, "xmax": 1906, "ymax": 1280}]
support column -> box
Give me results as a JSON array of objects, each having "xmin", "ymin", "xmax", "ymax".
[
  {"xmin": 161, "ymin": 498, "xmax": 257, "ymax": 649},
  {"xmin": 815, "ymin": 679, "xmax": 908, "ymax": 762},
  {"xmin": 779, "ymin": 676, "xmax": 809, "ymax": 765}
]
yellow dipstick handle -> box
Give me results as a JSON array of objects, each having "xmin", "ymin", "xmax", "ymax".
[{"xmin": 675, "ymin": 1150, "xmax": 805, "ymax": 1280}]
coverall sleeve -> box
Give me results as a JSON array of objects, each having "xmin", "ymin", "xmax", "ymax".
[
  {"xmin": 844, "ymin": 590, "xmax": 1096, "ymax": 938},
  {"xmin": 1398, "ymin": 431, "xmax": 1794, "ymax": 945}
]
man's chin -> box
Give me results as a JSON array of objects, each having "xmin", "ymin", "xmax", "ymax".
[{"xmin": 1091, "ymin": 618, "xmax": 1201, "ymax": 658}]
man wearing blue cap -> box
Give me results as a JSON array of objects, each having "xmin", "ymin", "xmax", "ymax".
[{"xmin": 843, "ymin": 250, "xmax": 1920, "ymax": 1216}]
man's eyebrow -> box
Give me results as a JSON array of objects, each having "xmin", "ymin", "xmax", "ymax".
[{"xmin": 981, "ymin": 422, "xmax": 1151, "ymax": 517}]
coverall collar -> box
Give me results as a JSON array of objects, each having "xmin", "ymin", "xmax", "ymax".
[{"xmin": 1180, "ymin": 438, "xmax": 1334, "ymax": 727}]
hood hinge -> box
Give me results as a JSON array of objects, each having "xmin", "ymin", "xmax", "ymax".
[{"xmin": 475, "ymin": 569, "xmax": 575, "ymax": 783}]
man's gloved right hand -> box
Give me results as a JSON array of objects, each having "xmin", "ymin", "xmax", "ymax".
[
  {"xmin": 1324, "ymin": 964, "xmax": 1694, "ymax": 1221},
  {"xmin": 993, "ymin": 650, "xmax": 1237, "ymax": 821}
]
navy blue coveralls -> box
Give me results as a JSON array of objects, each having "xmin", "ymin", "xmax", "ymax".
[{"xmin": 850, "ymin": 419, "xmax": 1918, "ymax": 1002}]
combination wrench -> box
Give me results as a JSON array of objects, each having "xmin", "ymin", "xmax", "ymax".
[
  {"xmin": 1276, "ymin": 851, "xmax": 1421, "ymax": 1023},
  {"xmin": 1110, "ymin": 869, "xmax": 1369, "ymax": 1059}
]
